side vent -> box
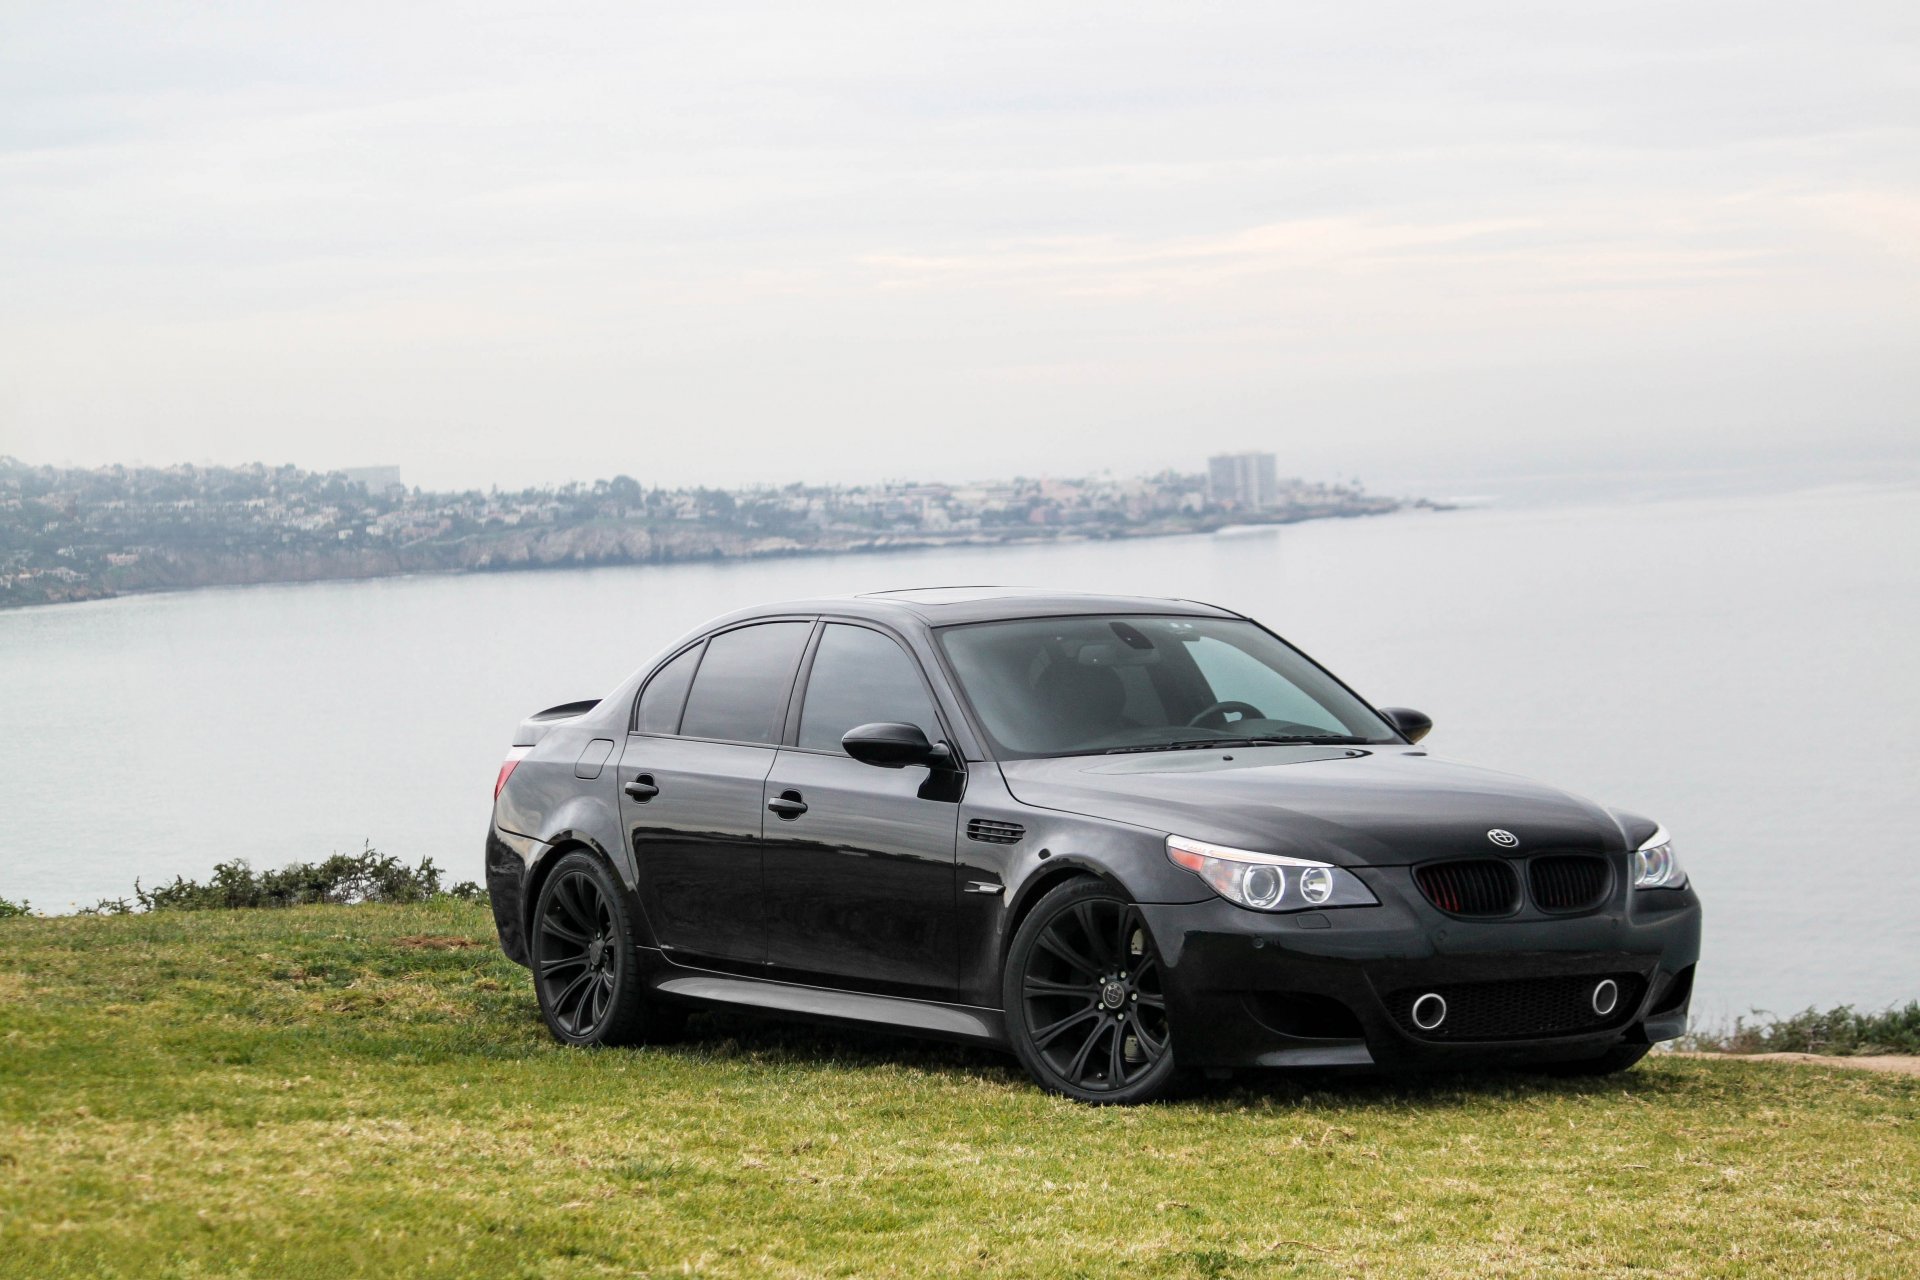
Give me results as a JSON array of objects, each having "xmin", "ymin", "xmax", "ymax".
[{"xmin": 966, "ymin": 819, "xmax": 1025, "ymax": 845}]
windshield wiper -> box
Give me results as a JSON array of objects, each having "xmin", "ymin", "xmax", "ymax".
[{"xmin": 1103, "ymin": 734, "xmax": 1372, "ymax": 754}]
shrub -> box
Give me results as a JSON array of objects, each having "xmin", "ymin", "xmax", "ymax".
[
  {"xmin": 0, "ymin": 894, "xmax": 32, "ymax": 919},
  {"xmin": 1685, "ymin": 1002, "xmax": 1920, "ymax": 1056},
  {"xmin": 131, "ymin": 843, "xmax": 482, "ymax": 912}
]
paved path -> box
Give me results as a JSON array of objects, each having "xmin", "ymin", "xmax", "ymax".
[{"xmin": 1671, "ymin": 1051, "xmax": 1920, "ymax": 1076}]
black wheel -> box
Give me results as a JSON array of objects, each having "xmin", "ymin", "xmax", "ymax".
[
  {"xmin": 1536, "ymin": 1044, "xmax": 1651, "ymax": 1077},
  {"xmin": 531, "ymin": 851, "xmax": 681, "ymax": 1047},
  {"xmin": 1004, "ymin": 878, "xmax": 1178, "ymax": 1104}
]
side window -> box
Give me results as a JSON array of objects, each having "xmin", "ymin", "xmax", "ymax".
[
  {"xmin": 634, "ymin": 643, "xmax": 702, "ymax": 734},
  {"xmin": 677, "ymin": 622, "xmax": 811, "ymax": 744},
  {"xmin": 798, "ymin": 624, "xmax": 942, "ymax": 752},
  {"xmin": 1186, "ymin": 636, "xmax": 1346, "ymax": 732}
]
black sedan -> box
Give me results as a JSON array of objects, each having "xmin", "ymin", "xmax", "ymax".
[{"xmin": 485, "ymin": 588, "xmax": 1700, "ymax": 1104}]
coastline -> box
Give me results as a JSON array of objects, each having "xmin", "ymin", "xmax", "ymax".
[{"xmin": 0, "ymin": 501, "xmax": 1433, "ymax": 613}]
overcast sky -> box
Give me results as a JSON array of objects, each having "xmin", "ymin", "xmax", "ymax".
[{"xmin": 1, "ymin": 2, "xmax": 1915, "ymax": 494}]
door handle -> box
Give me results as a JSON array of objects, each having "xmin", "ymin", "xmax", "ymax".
[
  {"xmin": 623, "ymin": 774, "xmax": 660, "ymax": 802},
  {"xmin": 766, "ymin": 790, "xmax": 808, "ymax": 820}
]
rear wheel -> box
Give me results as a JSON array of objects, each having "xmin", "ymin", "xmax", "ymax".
[
  {"xmin": 531, "ymin": 851, "xmax": 682, "ymax": 1046},
  {"xmin": 1004, "ymin": 879, "xmax": 1178, "ymax": 1104}
]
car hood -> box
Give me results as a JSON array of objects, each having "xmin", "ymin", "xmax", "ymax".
[{"xmin": 997, "ymin": 746, "xmax": 1628, "ymax": 867}]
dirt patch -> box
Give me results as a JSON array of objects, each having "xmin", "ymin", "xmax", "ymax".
[
  {"xmin": 392, "ymin": 935, "xmax": 482, "ymax": 951},
  {"xmin": 1672, "ymin": 1051, "xmax": 1920, "ymax": 1077}
]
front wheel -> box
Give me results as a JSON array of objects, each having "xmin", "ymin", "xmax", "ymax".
[
  {"xmin": 1003, "ymin": 879, "xmax": 1179, "ymax": 1104},
  {"xmin": 531, "ymin": 850, "xmax": 683, "ymax": 1047}
]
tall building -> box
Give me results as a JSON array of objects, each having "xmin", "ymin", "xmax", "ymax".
[
  {"xmin": 1207, "ymin": 452, "xmax": 1278, "ymax": 510},
  {"xmin": 340, "ymin": 465, "xmax": 404, "ymax": 495}
]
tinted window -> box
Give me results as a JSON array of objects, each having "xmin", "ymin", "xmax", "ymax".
[
  {"xmin": 938, "ymin": 615, "xmax": 1395, "ymax": 757},
  {"xmin": 678, "ymin": 622, "xmax": 811, "ymax": 744},
  {"xmin": 634, "ymin": 643, "xmax": 702, "ymax": 734},
  {"xmin": 798, "ymin": 625, "xmax": 942, "ymax": 752},
  {"xmin": 1186, "ymin": 636, "xmax": 1348, "ymax": 734}
]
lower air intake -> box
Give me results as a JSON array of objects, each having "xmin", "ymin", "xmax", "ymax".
[{"xmin": 1385, "ymin": 974, "xmax": 1648, "ymax": 1041}]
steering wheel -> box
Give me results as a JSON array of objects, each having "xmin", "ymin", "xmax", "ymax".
[{"xmin": 1186, "ymin": 700, "xmax": 1266, "ymax": 729}]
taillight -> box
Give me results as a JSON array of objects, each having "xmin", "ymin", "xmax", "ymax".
[{"xmin": 495, "ymin": 746, "xmax": 532, "ymax": 799}]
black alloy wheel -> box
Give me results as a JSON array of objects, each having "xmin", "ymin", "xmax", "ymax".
[
  {"xmin": 1004, "ymin": 878, "xmax": 1178, "ymax": 1104},
  {"xmin": 531, "ymin": 850, "xmax": 681, "ymax": 1047}
]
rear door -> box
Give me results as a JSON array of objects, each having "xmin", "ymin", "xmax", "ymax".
[
  {"xmin": 761, "ymin": 622, "xmax": 963, "ymax": 994},
  {"xmin": 616, "ymin": 620, "xmax": 812, "ymax": 967}
]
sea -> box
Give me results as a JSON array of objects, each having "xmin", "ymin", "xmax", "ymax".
[{"xmin": 3, "ymin": 480, "xmax": 1915, "ymax": 1027}]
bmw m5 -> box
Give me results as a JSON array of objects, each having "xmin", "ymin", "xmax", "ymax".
[{"xmin": 485, "ymin": 588, "xmax": 1700, "ymax": 1103}]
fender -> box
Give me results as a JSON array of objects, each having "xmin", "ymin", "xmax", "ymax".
[
  {"xmin": 1605, "ymin": 808, "xmax": 1661, "ymax": 852},
  {"xmin": 523, "ymin": 824, "xmax": 663, "ymax": 952},
  {"xmin": 537, "ymin": 794, "xmax": 632, "ymax": 884},
  {"xmin": 1001, "ymin": 852, "xmax": 1130, "ymax": 940}
]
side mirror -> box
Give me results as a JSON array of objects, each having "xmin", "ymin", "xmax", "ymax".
[
  {"xmin": 841, "ymin": 722, "xmax": 953, "ymax": 769},
  {"xmin": 1378, "ymin": 707, "xmax": 1432, "ymax": 744}
]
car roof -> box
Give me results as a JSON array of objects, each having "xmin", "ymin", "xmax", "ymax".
[{"xmin": 703, "ymin": 586, "xmax": 1244, "ymax": 631}]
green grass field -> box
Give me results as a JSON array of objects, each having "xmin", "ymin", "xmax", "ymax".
[{"xmin": 2, "ymin": 901, "xmax": 1916, "ymax": 1278}]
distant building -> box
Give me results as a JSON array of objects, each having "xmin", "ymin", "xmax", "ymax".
[
  {"xmin": 1207, "ymin": 452, "xmax": 1277, "ymax": 510},
  {"xmin": 339, "ymin": 466, "xmax": 404, "ymax": 496}
]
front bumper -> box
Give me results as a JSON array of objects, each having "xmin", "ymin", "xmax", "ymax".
[{"xmin": 1141, "ymin": 868, "xmax": 1701, "ymax": 1070}]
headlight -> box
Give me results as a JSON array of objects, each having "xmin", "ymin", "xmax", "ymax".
[
  {"xmin": 1165, "ymin": 835, "xmax": 1378, "ymax": 912},
  {"xmin": 1632, "ymin": 827, "xmax": 1687, "ymax": 889}
]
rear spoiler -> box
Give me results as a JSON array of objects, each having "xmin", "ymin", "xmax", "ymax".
[{"xmin": 512, "ymin": 699, "xmax": 601, "ymax": 747}]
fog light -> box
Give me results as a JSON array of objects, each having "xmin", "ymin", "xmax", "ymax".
[
  {"xmin": 1298, "ymin": 866, "xmax": 1334, "ymax": 904},
  {"xmin": 1592, "ymin": 978, "xmax": 1619, "ymax": 1017},
  {"xmin": 1411, "ymin": 992, "xmax": 1448, "ymax": 1031}
]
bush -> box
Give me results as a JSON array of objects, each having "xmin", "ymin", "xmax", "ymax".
[
  {"xmin": 0, "ymin": 895, "xmax": 32, "ymax": 919},
  {"xmin": 1685, "ymin": 1002, "xmax": 1920, "ymax": 1056},
  {"xmin": 130, "ymin": 843, "xmax": 482, "ymax": 912}
]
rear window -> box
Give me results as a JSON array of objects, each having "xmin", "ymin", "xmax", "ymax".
[
  {"xmin": 677, "ymin": 622, "xmax": 811, "ymax": 744},
  {"xmin": 634, "ymin": 643, "xmax": 702, "ymax": 734}
]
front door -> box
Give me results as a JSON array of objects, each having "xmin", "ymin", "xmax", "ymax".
[
  {"xmin": 761, "ymin": 623, "xmax": 962, "ymax": 994},
  {"xmin": 617, "ymin": 619, "xmax": 812, "ymax": 967}
]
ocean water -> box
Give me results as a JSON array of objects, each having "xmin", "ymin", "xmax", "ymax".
[{"xmin": 3, "ymin": 482, "xmax": 1915, "ymax": 1025}]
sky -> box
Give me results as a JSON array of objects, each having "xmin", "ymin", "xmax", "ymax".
[{"xmin": 1, "ymin": 2, "xmax": 1915, "ymax": 496}]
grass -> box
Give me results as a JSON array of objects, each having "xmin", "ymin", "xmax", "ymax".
[{"xmin": 2, "ymin": 904, "xmax": 1916, "ymax": 1279}]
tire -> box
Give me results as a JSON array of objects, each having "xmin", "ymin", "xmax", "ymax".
[
  {"xmin": 1536, "ymin": 1044, "xmax": 1652, "ymax": 1077},
  {"xmin": 1003, "ymin": 878, "xmax": 1179, "ymax": 1104},
  {"xmin": 530, "ymin": 850, "xmax": 683, "ymax": 1047}
]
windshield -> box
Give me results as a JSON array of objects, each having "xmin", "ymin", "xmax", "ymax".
[{"xmin": 937, "ymin": 614, "xmax": 1399, "ymax": 759}]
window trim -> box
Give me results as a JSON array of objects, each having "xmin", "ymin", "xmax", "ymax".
[
  {"xmin": 782, "ymin": 618, "xmax": 958, "ymax": 758},
  {"xmin": 626, "ymin": 616, "xmax": 818, "ymax": 749}
]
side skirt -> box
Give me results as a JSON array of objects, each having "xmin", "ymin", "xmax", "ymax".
[{"xmin": 640, "ymin": 949, "xmax": 1008, "ymax": 1049}]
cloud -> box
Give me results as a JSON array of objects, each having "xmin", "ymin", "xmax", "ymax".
[{"xmin": 0, "ymin": 1, "xmax": 1915, "ymax": 490}]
